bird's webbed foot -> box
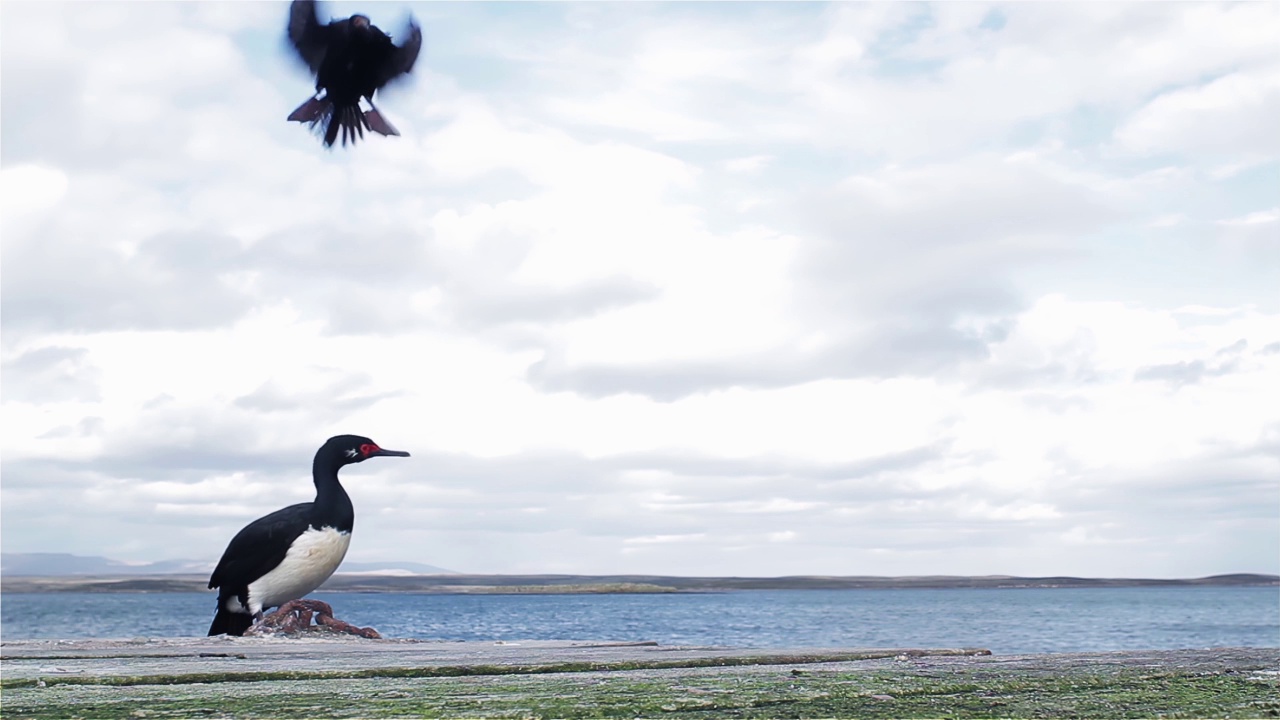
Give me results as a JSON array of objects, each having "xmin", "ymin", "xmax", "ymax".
[
  {"xmin": 363, "ymin": 106, "xmax": 400, "ymax": 137},
  {"xmin": 287, "ymin": 96, "xmax": 329, "ymax": 123},
  {"xmin": 315, "ymin": 612, "xmax": 382, "ymax": 638},
  {"xmin": 244, "ymin": 599, "xmax": 380, "ymax": 638}
]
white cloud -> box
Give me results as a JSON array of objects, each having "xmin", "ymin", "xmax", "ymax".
[
  {"xmin": 1112, "ymin": 65, "xmax": 1280, "ymax": 159},
  {"xmin": 0, "ymin": 165, "xmax": 69, "ymax": 217},
  {"xmin": 1215, "ymin": 207, "xmax": 1280, "ymax": 264},
  {"xmin": 624, "ymin": 534, "xmax": 707, "ymax": 546},
  {"xmin": 1148, "ymin": 214, "xmax": 1186, "ymax": 228},
  {"xmin": 1218, "ymin": 208, "xmax": 1280, "ymax": 227},
  {"xmin": 1, "ymin": 1, "xmax": 1277, "ymax": 579},
  {"xmin": 725, "ymin": 155, "xmax": 773, "ymax": 174}
]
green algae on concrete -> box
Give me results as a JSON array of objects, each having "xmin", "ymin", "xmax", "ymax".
[
  {"xmin": 0, "ymin": 638, "xmax": 989, "ymax": 687},
  {"xmin": 3, "ymin": 647, "xmax": 1277, "ymax": 719},
  {"xmin": 4, "ymin": 665, "xmax": 1278, "ymax": 719},
  {"xmin": 0, "ymin": 650, "xmax": 982, "ymax": 689}
]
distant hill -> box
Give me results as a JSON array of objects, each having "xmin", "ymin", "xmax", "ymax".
[
  {"xmin": 2, "ymin": 559, "xmax": 1276, "ymax": 595},
  {"xmin": 309, "ymin": 572, "xmax": 1280, "ymax": 593},
  {"xmin": 0, "ymin": 553, "xmax": 454, "ymax": 577},
  {"xmin": 0, "ymin": 553, "xmax": 208, "ymax": 576},
  {"xmin": 3, "ymin": 554, "xmax": 1274, "ymax": 592}
]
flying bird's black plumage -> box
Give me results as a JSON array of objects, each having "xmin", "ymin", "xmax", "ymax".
[
  {"xmin": 285, "ymin": 0, "xmax": 422, "ymax": 147},
  {"xmin": 207, "ymin": 435, "xmax": 410, "ymax": 636}
]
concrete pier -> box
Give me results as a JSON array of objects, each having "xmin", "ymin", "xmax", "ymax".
[{"xmin": 2, "ymin": 637, "xmax": 1276, "ymax": 718}]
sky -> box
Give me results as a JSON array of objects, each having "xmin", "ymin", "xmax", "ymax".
[{"xmin": 1, "ymin": 1, "xmax": 1277, "ymax": 579}]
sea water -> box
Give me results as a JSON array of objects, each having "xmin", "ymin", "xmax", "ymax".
[{"xmin": 2, "ymin": 586, "xmax": 1276, "ymax": 654}]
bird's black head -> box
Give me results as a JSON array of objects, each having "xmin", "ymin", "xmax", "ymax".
[
  {"xmin": 349, "ymin": 14, "xmax": 371, "ymax": 31},
  {"xmin": 319, "ymin": 434, "xmax": 411, "ymax": 467}
]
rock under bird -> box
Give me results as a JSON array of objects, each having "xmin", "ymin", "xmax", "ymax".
[
  {"xmin": 207, "ymin": 435, "xmax": 410, "ymax": 637},
  {"xmin": 285, "ymin": 0, "xmax": 423, "ymax": 147}
]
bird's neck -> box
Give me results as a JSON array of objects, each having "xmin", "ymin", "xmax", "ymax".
[{"xmin": 311, "ymin": 459, "xmax": 355, "ymax": 533}]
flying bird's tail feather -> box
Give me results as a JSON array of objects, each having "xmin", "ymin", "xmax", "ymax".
[
  {"xmin": 208, "ymin": 607, "xmax": 253, "ymax": 637},
  {"xmin": 289, "ymin": 96, "xmax": 369, "ymax": 148},
  {"xmin": 325, "ymin": 104, "xmax": 367, "ymax": 148}
]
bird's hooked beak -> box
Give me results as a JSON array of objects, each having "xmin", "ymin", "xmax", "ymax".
[{"xmin": 359, "ymin": 443, "xmax": 410, "ymax": 459}]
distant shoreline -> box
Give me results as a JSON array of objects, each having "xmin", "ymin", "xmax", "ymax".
[{"xmin": 2, "ymin": 573, "xmax": 1275, "ymax": 594}]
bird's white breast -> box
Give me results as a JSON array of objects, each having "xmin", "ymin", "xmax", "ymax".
[{"xmin": 244, "ymin": 526, "xmax": 350, "ymax": 614}]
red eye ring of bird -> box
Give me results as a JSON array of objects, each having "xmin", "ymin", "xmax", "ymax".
[{"xmin": 359, "ymin": 443, "xmax": 380, "ymax": 456}]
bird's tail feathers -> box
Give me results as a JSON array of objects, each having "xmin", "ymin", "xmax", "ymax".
[
  {"xmin": 288, "ymin": 96, "xmax": 369, "ymax": 148},
  {"xmin": 208, "ymin": 607, "xmax": 254, "ymax": 637},
  {"xmin": 289, "ymin": 94, "xmax": 404, "ymax": 147},
  {"xmin": 322, "ymin": 104, "xmax": 367, "ymax": 148}
]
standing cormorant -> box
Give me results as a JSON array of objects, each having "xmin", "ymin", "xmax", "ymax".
[{"xmin": 207, "ymin": 434, "xmax": 409, "ymax": 636}]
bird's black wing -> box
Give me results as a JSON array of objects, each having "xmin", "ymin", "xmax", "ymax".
[
  {"xmin": 287, "ymin": 0, "xmax": 330, "ymax": 73},
  {"xmin": 208, "ymin": 503, "xmax": 313, "ymax": 590},
  {"xmin": 370, "ymin": 18, "xmax": 423, "ymax": 90}
]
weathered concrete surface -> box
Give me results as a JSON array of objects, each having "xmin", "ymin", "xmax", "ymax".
[
  {"xmin": 2, "ymin": 639, "xmax": 1277, "ymax": 719},
  {"xmin": 0, "ymin": 636, "xmax": 989, "ymax": 684}
]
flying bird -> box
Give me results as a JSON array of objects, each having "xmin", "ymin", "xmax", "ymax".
[
  {"xmin": 207, "ymin": 434, "xmax": 410, "ymax": 636},
  {"xmin": 285, "ymin": 0, "xmax": 423, "ymax": 148}
]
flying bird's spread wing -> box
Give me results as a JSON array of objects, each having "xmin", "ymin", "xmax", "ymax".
[
  {"xmin": 288, "ymin": 0, "xmax": 329, "ymax": 73},
  {"xmin": 372, "ymin": 19, "xmax": 423, "ymax": 90}
]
